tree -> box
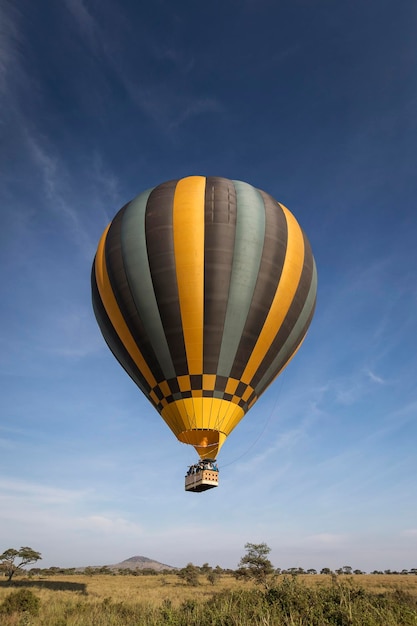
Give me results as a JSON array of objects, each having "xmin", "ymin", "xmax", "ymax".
[
  {"xmin": 177, "ymin": 563, "xmax": 199, "ymax": 586},
  {"xmin": 235, "ymin": 542, "xmax": 275, "ymax": 590},
  {"xmin": 207, "ymin": 569, "xmax": 221, "ymax": 585},
  {"xmin": 286, "ymin": 567, "xmax": 304, "ymax": 576},
  {"xmin": 0, "ymin": 547, "xmax": 42, "ymax": 582}
]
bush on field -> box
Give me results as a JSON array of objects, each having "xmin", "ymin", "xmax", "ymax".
[
  {"xmin": 177, "ymin": 563, "xmax": 200, "ymax": 586},
  {"xmin": 0, "ymin": 588, "xmax": 40, "ymax": 616},
  {"xmin": 167, "ymin": 577, "xmax": 417, "ymax": 626}
]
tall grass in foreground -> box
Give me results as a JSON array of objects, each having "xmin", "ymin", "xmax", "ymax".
[{"xmin": 1, "ymin": 574, "xmax": 417, "ymax": 625}]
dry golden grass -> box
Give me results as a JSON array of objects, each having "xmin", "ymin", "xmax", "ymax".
[
  {"xmin": 1, "ymin": 572, "xmax": 417, "ymax": 626},
  {"xmin": 0, "ymin": 573, "xmax": 247, "ymax": 609},
  {"xmin": 1, "ymin": 572, "xmax": 417, "ymax": 607},
  {"xmin": 0, "ymin": 574, "xmax": 249, "ymax": 625},
  {"xmin": 337, "ymin": 573, "xmax": 417, "ymax": 598},
  {"xmin": 301, "ymin": 573, "xmax": 417, "ymax": 597}
]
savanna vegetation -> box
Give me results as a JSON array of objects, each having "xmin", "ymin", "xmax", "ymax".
[
  {"xmin": 1, "ymin": 544, "xmax": 417, "ymax": 625},
  {"xmin": 0, "ymin": 547, "xmax": 42, "ymax": 582}
]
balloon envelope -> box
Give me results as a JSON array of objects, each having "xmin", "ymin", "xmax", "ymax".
[{"xmin": 92, "ymin": 176, "xmax": 317, "ymax": 459}]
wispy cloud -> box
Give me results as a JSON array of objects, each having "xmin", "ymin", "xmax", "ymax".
[
  {"xmin": 303, "ymin": 533, "xmax": 348, "ymax": 548},
  {"xmin": 0, "ymin": 476, "xmax": 146, "ymax": 566},
  {"xmin": 0, "ymin": 3, "xmax": 119, "ymax": 263},
  {"xmin": 0, "ymin": 438, "xmax": 15, "ymax": 450},
  {"xmin": 35, "ymin": 307, "xmax": 105, "ymax": 359},
  {"xmin": 169, "ymin": 97, "xmax": 223, "ymax": 131},
  {"xmin": 0, "ymin": 424, "xmax": 31, "ymax": 448},
  {"xmin": 0, "ymin": 2, "xmax": 22, "ymax": 100},
  {"xmin": 228, "ymin": 421, "xmax": 307, "ymax": 478},
  {"xmin": 365, "ymin": 369, "xmax": 387, "ymax": 385},
  {"xmin": 0, "ymin": 478, "xmax": 89, "ymax": 505},
  {"xmin": 115, "ymin": 68, "xmax": 224, "ymax": 133},
  {"xmin": 64, "ymin": 0, "xmax": 99, "ymax": 50},
  {"xmin": 316, "ymin": 366, "xmax": 392, "ymax": 408},
  {"xmin": 25, "ymin": 132, "xmax": 96, "ymax": 257},
  {"xmin": 75, "ymin": 515, "xmax": 144, "ymax": 536},
  {"xmin": 63, "ymin": 0, "xmax": 224, "ymax": 133},
  {"xmin": 89, "ymin": 151, "xmax": 123, "ymax": 224}
]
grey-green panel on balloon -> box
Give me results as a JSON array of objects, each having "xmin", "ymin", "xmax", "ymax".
[
  {"xmin": 217, "ymin": 181, "xmax": 266, "ymax": 378},
  {"xmin": 121, "ymin": 188, "xmax": 177, "ymax": 381}
]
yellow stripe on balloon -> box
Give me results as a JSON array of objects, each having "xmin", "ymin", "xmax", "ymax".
[
  {"xmin": 173, "ymin": 176, "xmax": 206, "ymax": 375},
  {"xmin": 95, "ymin": 225, "xmax": 157, "ymax": 389},
  {"xmin": 241, "ymin": 204, "xmax": 305, "ymax": 385}
]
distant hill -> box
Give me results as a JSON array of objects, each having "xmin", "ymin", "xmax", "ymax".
[
  {"xmin": 107, "ymin": 556, "xmax": 176, "ymax": 572},
  {"xmin": 75, "ymin": 555, "xmax": 176, "ymax": 573}
]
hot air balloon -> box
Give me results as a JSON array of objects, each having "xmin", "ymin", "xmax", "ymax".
[{"xmin": 91, "ymin": 176, "xmax": 317, "ymax": 492}]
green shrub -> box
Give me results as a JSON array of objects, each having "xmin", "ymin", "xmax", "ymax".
[{"xmin": 0, "ymin": 588, "xmax": 40, "ymax": 616}]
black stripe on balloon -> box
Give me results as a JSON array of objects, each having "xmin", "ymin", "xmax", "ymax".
[
  {"xmin": 203, "ymin": 176, "xmax": 237, "ymax": 376},
  {"xmin": 145, "ymin": 180, "xmax": 189, "ymax": 377},
  {"xmin": 91, "ymin": 261, "xmax": 153, "ymax": 399},
  {"xmin": 104, "ymin": 205, "xmax": 165, "ymax": 384}
]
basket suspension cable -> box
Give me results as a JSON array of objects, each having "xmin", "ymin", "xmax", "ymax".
[
  {"xmin": 220, "ymin": 377, "xmax": 284, "ymax": 468},
  {"xmin": 190, "ymin": 392, "xmax": 197, "ymax": 431},
  {"xmin": 184, "ymin": 376, "xmax": 283, "ymax": 465},
  {"xmin": 208, "ymin": 390, "xmax": 215, "ymax": 432},
  {"xmin": 213, "ymin": 392, "xmax": 223, "ymax": 434}
]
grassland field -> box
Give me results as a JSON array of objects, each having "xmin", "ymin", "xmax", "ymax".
[{"xmin": 1, "ymin": 572, "xmax": 417, "ymax": 625}]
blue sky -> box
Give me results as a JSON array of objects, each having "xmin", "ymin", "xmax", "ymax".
[{"xmin": 1, "ymin": 0, "xmax": 417, "ymax": 572}]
